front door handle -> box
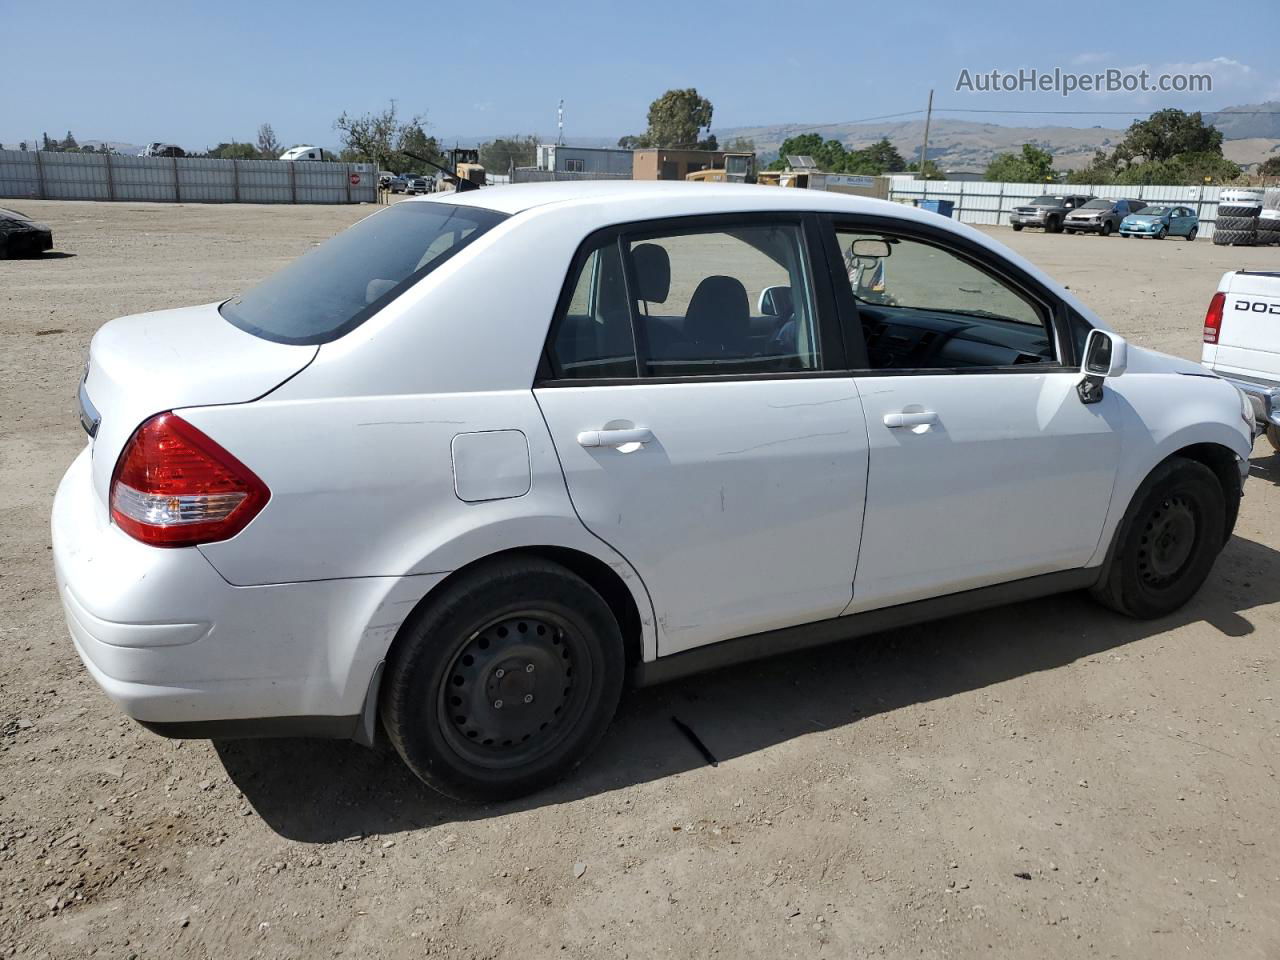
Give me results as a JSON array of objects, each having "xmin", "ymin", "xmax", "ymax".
[
  {"xmin": 883, "ymin": 410, "xmax": 938, "ymax": 428},
  {"xmin": 577, "ymin": 427, "xmax": 654, "ymax": 448}
]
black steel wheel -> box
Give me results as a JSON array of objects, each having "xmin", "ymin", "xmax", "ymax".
[
  {"xmin": 1091, "ymin": 458, "xmax": 1226, "ymax": 619},
  {"xmin": 437, "ymin": 610, "xmax": 590, "ymax": 768},
  {"xmin": 382, "ymin": 556, "xmax": 625, "ymax": 801}
]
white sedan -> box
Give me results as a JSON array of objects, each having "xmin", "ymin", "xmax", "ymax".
[{"xmin": 53, "ymin": 182, "xmax": 1253, "ymax": 800}]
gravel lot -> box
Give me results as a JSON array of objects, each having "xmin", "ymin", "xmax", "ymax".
[{"xmin": 2, "ymin": 199, "xmax": 1278, "ymax": 960}]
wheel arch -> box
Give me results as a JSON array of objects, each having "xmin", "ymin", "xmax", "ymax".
[
  {"xmin": 1169, "ymin": 441, "xmax": 1243, "ymax": 543},
  {"xmin": 385, "ymin": 545, "xmax": 649, "ymax": 676}
]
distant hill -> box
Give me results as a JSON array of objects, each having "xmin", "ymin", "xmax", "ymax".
[
  {"xmin": 712, "ymin": 117, "xmax": 1126, "ymax": 173},
  {"xmin": 715, "ymin": 102, "xmax": 1280, "ymax": 173},
  {"xmin": 1205, "ymin": 102, "xmax": 1280, "ymax": 140}
]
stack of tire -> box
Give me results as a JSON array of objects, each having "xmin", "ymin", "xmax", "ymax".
[
  {"xmin": 1214, "ymin": 187, "xmax": 1265, "ymax": 246},
  {"xmin": 1259, "ymin": 190, "xmax": 1280, "ymax": 246}
]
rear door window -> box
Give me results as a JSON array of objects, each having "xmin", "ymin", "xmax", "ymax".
[{"xmin": 219, "ymin": 202, "xmax": 507, "ymax": 345}]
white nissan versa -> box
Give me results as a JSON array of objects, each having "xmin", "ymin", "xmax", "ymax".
[{"xmin": 53, "ymin": 182, "xmax": 1253, "ymax": 800}]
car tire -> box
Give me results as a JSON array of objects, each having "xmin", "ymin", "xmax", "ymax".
[
  {"xmin": 1186, "ymin": 227, "xmax": 1198, "ymax": 242},
  {"xmin": 1267, "ymin": 425, "xmax": 1280, "ymax": 453},
  {"xmin": 1216, "ymin": 215, "xmax": 1258, "ymax": 232},
  {"xmin": 1155, "ymin": 226, "xmax": 1167, "ymax": 239},
  {"xmin": 1100, "ymin": 222, "xmax": 1112, "ymax": 236},
  {"xmin": 381, "ymin": 555, "xmax": 625, "ymax": 802},
  {"xmin": 1047, "ymin": 217, "xmax": 1063, "ymax": 233},
  {"xmin": 1090, "ymin": 458, "xmax": 1226, "ymax": 620},
  {"xmin": 1213, "ymin": 228, "xmax": 1257, "ymax": 246},
  {"xmin": 1011, "ymin": 224, "xmax": 1023, "ymax": 232},
  {"xmin": 1217, "ymin": 204, "xmax": 1262, "ymax": 219}
]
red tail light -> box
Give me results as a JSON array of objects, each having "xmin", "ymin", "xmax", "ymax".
[
  {"xmin": 1204, "ymin": 291, "xmax": 1225, "ymax": 344},
  {"xmin": 110, "ymin": 413, "xmax": 269, "ymax": 547}
]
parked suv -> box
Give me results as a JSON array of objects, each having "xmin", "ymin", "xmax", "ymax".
[
  {"xmin": 1065, "ymin": 198, "xmax": 1146, "ymax": 236},
  {"xmin": 1010, "ymin": 194, "xmax": 1093, "ymax": 233},
  {"xmin": 54, "ymin": 183, "xmax": 1253, "ymax": 801}
]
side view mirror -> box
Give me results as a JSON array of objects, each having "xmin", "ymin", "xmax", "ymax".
[
  {"xmin": 1078, "ymin": 329, "xmax": 1127, "ymax": 404},
  {"xmin": 850, "ymin": 238, "xmax": 892, "ymax": 259},
  {"xmin": 758, "ymin": 285, "xmax": 793, "ymax": 318}
]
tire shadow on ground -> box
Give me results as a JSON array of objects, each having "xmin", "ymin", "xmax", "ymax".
[{"xmin": 215, "ymin": 532, "xmax": 1280, "ymax": 841}]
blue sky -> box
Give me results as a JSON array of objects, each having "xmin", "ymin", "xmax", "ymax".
[{"xmin": 3, "ymin": 0, "xmax": 1278, "ymax": 150}]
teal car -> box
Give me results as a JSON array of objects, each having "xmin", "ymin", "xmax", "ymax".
[{"xmin": 1119, "ymin": 205, "xmax": 1199, "ymax": 240}]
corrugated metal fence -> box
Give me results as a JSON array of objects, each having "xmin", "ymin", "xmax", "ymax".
[
  {"xmin": 0, "ymin": 150, "xmax": 377, "ymax": 204},
  {"xmin": 887, "ymin": 179, "xmax": 1228, "ymax": 238}
]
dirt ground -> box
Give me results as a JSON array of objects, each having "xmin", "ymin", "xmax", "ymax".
[{"xmin": 1, "ymin": 199, "xmax": 1278, "ymax": 960}]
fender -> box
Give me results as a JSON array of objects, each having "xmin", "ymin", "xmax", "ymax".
[{"xmin": 1086, "ymin": 370, "xmax": 1251, "ymax": 569}]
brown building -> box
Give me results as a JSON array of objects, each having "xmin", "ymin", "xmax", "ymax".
[{"xmin": 632, "ymin": 149, "xmax": 726, "ymax": 181}]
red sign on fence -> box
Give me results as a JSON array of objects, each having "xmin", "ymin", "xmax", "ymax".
[{"xmin": 349, "ymin": 173, "xmax": 361, "ymax": 186}]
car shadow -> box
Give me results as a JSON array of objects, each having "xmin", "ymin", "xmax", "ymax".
[
  {"xmin": 1248, "ymin": 448, "xmax": 1280, "ymax": 487},
  {"xmin": 215, "ymin": 532, "xmax": 1280, "ymax": 842}
]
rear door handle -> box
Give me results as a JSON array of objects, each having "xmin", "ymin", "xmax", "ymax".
[
  {"xmin": 577, "ymin": 427, "xmax": 654, "ymax": 448},
  {"xmin": 883, "ymin": 410, "xmax": 938, "ymax": 428}
]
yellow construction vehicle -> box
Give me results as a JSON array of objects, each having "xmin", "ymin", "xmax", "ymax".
[{"xmin": 685, "ymin": 153, "xmax": 756, "ymax": 183}]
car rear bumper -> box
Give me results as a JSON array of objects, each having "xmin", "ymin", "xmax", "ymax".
[{"xmin": 51, "ymin": 447, "xmax": 440, "ymax": 737}]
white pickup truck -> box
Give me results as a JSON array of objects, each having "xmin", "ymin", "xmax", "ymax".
[{"xmin": 1203, "ymin": 270, "xmax": 1280, "ymax": 448}]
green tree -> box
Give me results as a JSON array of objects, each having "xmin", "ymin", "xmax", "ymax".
[
  {"xmin": 1258, "ymin": 155, "xmax": 1280, "ymax": 177},
  {"xmin": 624, "ymin": 88, "xmax": 715, "ymax": 149},
  {"xmin": 41, "ymin": 132, "xmax": 56, "ymax": 151},
  {"xmin": 1119, "ymin": 109, "xmax": 1222, "ymax": 164},
  {"xmin": 855, "ymin": 137, "xmax": 906, "ymax": 174},
  {"xmin": 61, "ymin": 130, "xmax": 78, "ymax": 151},
  {"xmin": 257, "ymin": 123, "xmax": 282, "ymax": 160},
  {"xmin": 335, "ymin": 100, "xmax": 440, "ymax": 173},
  {"xmin": 18, "ymin": 141, "xmax": 28, "ymax": 152},
  {"xmin": 80, "ymin": 143, "xmax": 97, "ymax": 153},
  {"xmin": 479, "ymin": 135, "xmax": 538, "ymax": 173},
  {"xmin": 985, "ymin": 143, "xmax": 1055, "ymax": 182},
  {"xmin": 616, "ymin": 134, "xmax": 650, "ymax": 149},
  {"xmin": 207, "ymin": 141, "xmax": 259, "ymax": 160}
]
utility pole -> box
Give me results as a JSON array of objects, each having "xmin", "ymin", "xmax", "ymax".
[{"xmin": 918, "ymin": 88, "xmax": 934, "ymax": 177}]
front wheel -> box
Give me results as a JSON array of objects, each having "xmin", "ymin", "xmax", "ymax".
[
  {"xmin": 381, "ymin": 556, "xmax": 625, "ymax": 801},
  {"xmin": 1100, "ymin": 222, "xmax": 1113, "ymax": 236},
  {"xmin": 1266, "ymin": 424, "xmax": 1280, "ymax": 452},
  {"xmin": 1156, "ymin": 226, "xmax": 1167, "ymax": 240},
  {"xmin": 1091, "ymin": 458, "xmax": 1226, "ymax": 619},
  {"xmin": 1047, "ymin": 217, "xmax": 1063, "ymax": 233},
  {"xmin": 1011, "ymin": 224, "xmax": 1023, "ymax": 232}
]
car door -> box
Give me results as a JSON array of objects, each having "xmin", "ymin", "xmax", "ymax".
[
  {"xmin": 534, "ymin": 215, "xmax": 869, "ymax": 656},
  {"xmin": 822, "ymin": 217, "xmax": 1123, "ymax": 613}
]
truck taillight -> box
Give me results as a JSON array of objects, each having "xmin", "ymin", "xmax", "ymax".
[
  {"xmin": 1204, "ymin": 291, "xmax": 1225, "ymax": 344},
  {"xmin": 110, "ymin": 413, "xmax": 269, "ymax": 547}
]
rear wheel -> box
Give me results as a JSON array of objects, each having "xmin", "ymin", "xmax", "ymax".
[
  {"xmin": 1266, "ymin": 424, "xmax": 1280, "ymax": 453},
  {"xmin": 1186, "ymin": 227, "xmax": 1198, "ymax": 242},
  {"xmin": 1091, "ymin": 458, "xmax": 1225, "ymax": 619},
  {"xmin": 381, "ymin": 556, "xmax": 625, "ymax": 801},
  {"xmin": 1048, "ymin": 217, "xmax": 1063, "ymax": 234}
]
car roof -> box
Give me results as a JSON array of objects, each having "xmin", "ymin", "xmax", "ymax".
[
  {"xmin": 402, "ymin": 180, "xmax": 1110, "ymax": 334},
  {"xmin": 411, "ymin": 179, "xmax": 934, "ymax": 220}
]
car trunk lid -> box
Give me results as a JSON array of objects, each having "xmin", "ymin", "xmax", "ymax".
[{"xmin": 81, "ymin": 302, "xmax": 317, "ymax": 506}]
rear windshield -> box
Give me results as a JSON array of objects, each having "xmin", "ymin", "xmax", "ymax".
[
  {"xmin": 1030, "ymin": 196, "xmax": 1064, "ymax": 206},
  {"xmin": 219, "ymin": 202, "xmax": 508, "ymax": 345}
]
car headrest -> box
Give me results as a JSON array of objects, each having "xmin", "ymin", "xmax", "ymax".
[
  {"xmin": 686, "ymin": 275, "xmax": 749, "ymax": 348},
  {"xmin": 631, "ymin": 243, "xmax": 670, "ymax": 304}
]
